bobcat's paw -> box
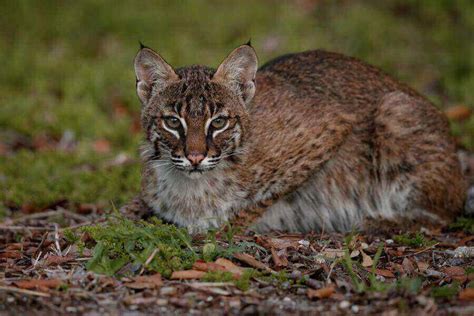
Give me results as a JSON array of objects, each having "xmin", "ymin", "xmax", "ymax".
[{"xmin": 119, "ymin": 196, "xmax": 152, "ymax": 220}]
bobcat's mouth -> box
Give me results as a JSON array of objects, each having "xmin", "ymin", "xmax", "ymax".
[
  {"xmin": 184, "ymin": 167, "xmax": 208, "ymax": 179},
  {"xmin": 175, "ymin": 164, "xmax": 216, "ymax": 177},
  {"xmin": 189, "ymin": 168, "xmax": 203, "ymax": 174}
]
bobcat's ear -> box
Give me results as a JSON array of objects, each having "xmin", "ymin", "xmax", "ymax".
[
  {"xmin": 213, "ymin": 44, "xmax": 258, "ymax": 105},
  {"xmin": 134, "ymin": 47, "xmax": 178, "ymax": 105}
]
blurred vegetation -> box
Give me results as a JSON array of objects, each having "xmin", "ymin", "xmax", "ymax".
[{"xmin": 0, "ymin": 0, "xmax": 473, "ymax": 212}]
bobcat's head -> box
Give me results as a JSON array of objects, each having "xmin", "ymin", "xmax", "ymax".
[{"xmin": 134, "ymin": 44, "xmax": 258, "ymax": 178}]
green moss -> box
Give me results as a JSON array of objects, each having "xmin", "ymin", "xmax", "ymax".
[
  {"xmin": 393, "ymin": 233, "xmax": 435, "ymax": 248},
  {"xmin": 203, "ymin": 271, "xmax": 235, "ymax": 283},
  {"xmin": 80, "ymin": 215, "xmax": 196, "ymax": 277},
  {"xmin": 235, "ymin": 269, "xmax": 260, "ymax": 291},
  {"xmin": 258, "ymin": 271, "xmax": 300, "ymax": 289},
  {"xmin": 63, "ymin": 228, "xmax": 80, "ymax": 244},
  {"xmin": 201, "ymin": 228, "xmax": 265, "ymax": 262},
  {"xmin": 449, "ymin": 217, "xmax": 474, "ymax": 234},
  {"xmin": 203, "ymin": 269, "xmax": 259, "ymax": 291},
  {"xmin": 430, "ymin": 282, "xmax": 460, "ymax": 299}
]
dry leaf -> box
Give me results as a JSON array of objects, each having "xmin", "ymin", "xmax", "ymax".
[
  {"xmin": 321, "ymin": 248, "xmax": 345, "ymax": 259},
  {"xmin": 271, "ymin": 247, "xmax": 288, "ymax": 269},
  {"xmin": 267, "ymin": 238, "xmax": 299, "ymax": 250},
  {"xmin": 193, "ymin": 260, "xmax": 227, "ymax": 272},
  {"xmin": 402, "ymin": 258, "xmax": 415, "ymax": 275},
  {"xmin": 45, "ymin": 255, "xmax": 75, "ymax": 266},
  {"xmin": 125, "ymin": 273, "xmax": 162, "ymax": 289},
  {"xmin": 444, "ymin": 105, "xmax": 472, "ymax": 121},
  {"xmin": 350, "ymin": 249, "xmax": 360, "ymax": 258},
  {"xmin": 170, "ymin": 270, "xmax": 206, "ymax": 280},
  {"xmin": 0, "ymin": 251, "xmax": 22, "ymax": 259},
  {"xmin": 416, "ymin": 261, "xmax": 429, "ymax": 273},
  {"xmin": 369, "ymin": 268, "xmax": 395, "ymax": 278},
  {"xmin": 5, "ymin": 243, "xmax": 25, "ymax": 251},
  {"xmin": 99, "ymin": 277, "xmax": 119, "ymax": 288},
  {"xmin": 215, "ymin": 258, "xmax": 244, "ymax": 277},
  {"xmin": 459, "ymin": 288, "xmax": 474, "ymax": 301},
  {"xmin": 459, "ymin": 235, "xmax": 474, "ymax": 246},
  {"xmin": 13, "ymin": 279, "xmax": 63, "ymax": 291},
  {"xmin": 361, "ymin": 250, "xmax": 373, "ymax": 267},
  {"xmin": 442, "ymin": 266, "xmax": 467, "ymax": 283},
  {"xmin": 307, "ymin": 286, "xmax": 335, "ymax": 299}
]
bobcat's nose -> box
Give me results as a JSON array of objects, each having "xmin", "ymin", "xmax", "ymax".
[{"xmin": 187, "ymin": 152, "xmax": 205, "ymax": 166}]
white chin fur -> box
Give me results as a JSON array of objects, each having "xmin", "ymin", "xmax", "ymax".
[{"xmin": 185, "ymin": 171, "xmax": 205, "ymax": 180}]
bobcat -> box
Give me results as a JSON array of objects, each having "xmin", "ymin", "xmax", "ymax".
[{"xmin": 127, "ymin": 43, "xmax": 467, "ymax": 233}]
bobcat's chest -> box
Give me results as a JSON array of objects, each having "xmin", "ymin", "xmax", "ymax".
[{"xmin": 146, "ymin": 166, "xmax": 247, "ymax": 232}]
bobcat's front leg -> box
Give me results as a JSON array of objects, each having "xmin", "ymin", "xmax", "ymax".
[
  {"xmin": 231, "ymin": 199, "xmax": 276, "ymax": 232},
  {"xmin": 119, "ymin": 195, "xmax": 152, "ymax": 220}
]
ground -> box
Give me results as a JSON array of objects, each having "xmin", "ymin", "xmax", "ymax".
[
  {"xmin": 1, "ymin": 0, "xmax": 474, "ymax": 315},
  {"xmin": 1, "ymin": 213, "xmax": 473, "ymax": 315}
]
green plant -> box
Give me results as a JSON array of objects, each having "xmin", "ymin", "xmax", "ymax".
[
  {"xmin": 393, "ymin": 233, "xmax": 435, "ymax": 248},
  {"xmin": 430, "ymin": 282, "xmax": 460, "ymax": 299},
  {"xmin": 235, "ymin": 269, "xmax": 260, "ymax": 291},
  {"xmin": 203, "ymin": 269, "xmax": 259, "ymax": 291},
  {"xmin": 449, "ymin": 217, "xmax": 474, "ymax": 234},
  {"xmin": 342, "ymin": 242, "xmax": 391, "ymax": 293},
  {"xmin": 397, "ymin": 277, "xmax": 423, "ymax": 295},
  {"xmin": 81, "ymin": 213, "xmax": 197, "ymax": 277},
  {"xmin": 63, "ymin": 228, "xmax": 80, "ymax": 244}
]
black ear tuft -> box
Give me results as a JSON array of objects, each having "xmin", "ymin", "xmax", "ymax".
[
  {"xmin": 245, "ymin": 38, "xmax": 252, "ymax": 47},
  {"xmin": 139, "ymin": 41, "xmax": 147, "ymax": 49}
]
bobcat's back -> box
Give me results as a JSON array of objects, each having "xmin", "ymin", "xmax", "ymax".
[{"xmin": 239, "ymin": 50, "xmax": 465, "ymax": 232}]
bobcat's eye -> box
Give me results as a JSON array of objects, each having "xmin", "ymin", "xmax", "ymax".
[
  {"xmin": 211, "ymin": 117, "xmax": 227, "ymax": 130},
  {"xmin": 164, "ymin": 117, "xmax": 181, "ymax": 129}
]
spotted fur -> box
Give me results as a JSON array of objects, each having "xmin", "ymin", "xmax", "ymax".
[{"xmin": 128, "ymin": 45, "xmax": 467, "ymax": 233}]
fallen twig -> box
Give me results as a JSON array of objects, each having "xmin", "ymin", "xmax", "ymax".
[
  {"xmin": 397, "ymin": 243, "xmax": 440, "ymax": 258},
  {"xmin": 326, "ymin": 259, "xmax": 338, "ymax": 284},
  {"xmin": 53, "ymin": 224, "xmax": 62, "ymax": 256},
  {"xmin": 0, "ymin": 225, "xmax": 53, "ymax": 232},
  {"xmin": 10, "ymin": 210, "xmax": 62, "ymax": 224},
  {"xmin": 0, "ymin": 285, "xmax": 51, "ymax": 297},
  {"xmin": 233, "ymin": 253, "xmax": 276, "ymax": 274},
  {"xmin": 170, "ymin": 270, "xmax": 206, "ymax": 280},
  {"xmin": 139, "ymin": 248, "xmax": 159, "ymax": 274},
  {"xmin": 186, "ymin": 283, "xmax": 231, "ymax": 296}
]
